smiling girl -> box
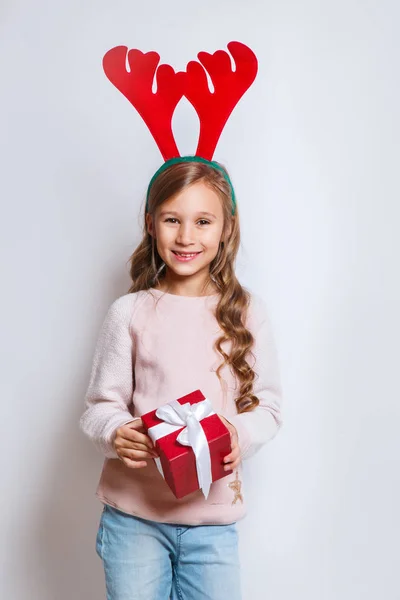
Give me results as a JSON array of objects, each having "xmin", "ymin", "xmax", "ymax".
[{"xmin": 80, "ymin": 158, "xmax": 283, "ymax": 600}]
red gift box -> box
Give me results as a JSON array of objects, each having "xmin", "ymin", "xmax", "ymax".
[{"xmin": 141, "ymin": 389, "xmax": 233, "ymax": 499}]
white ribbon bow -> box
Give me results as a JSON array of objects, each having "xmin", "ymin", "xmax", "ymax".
[{"xmin": 147, "ymin": 398, "xmax": 215, "ymax": 499}]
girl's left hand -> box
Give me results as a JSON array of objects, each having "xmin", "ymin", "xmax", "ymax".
[{"xmin": 218, "ymin": 415, "xmax": 241, "ymax": 472}]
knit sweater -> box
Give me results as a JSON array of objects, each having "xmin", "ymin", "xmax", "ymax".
[{"xmin": 79, "ymin": 287, "xmax": 283, "ymax": 525}]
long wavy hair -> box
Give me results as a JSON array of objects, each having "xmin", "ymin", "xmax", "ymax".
[{"xmin": 127, "ymin": 161, "xmax": 259, "ymax": 414}]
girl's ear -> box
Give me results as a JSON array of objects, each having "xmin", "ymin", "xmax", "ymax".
[
  {"xmin": 146, "ymin": 213, "xmax": 155, "ymax": 237},
  {"xmin": 225, "ymin": 220, "xmax": 233, "ymax": 240}
]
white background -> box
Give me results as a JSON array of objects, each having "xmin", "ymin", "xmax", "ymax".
[{"xmin": 1, "ymin": 1, "xmax": 399, "ymax": 598}]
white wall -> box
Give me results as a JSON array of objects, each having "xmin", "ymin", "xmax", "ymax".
[{"xmin": 1, "ymin": 1, "xmax": 399, "ymax": 598}]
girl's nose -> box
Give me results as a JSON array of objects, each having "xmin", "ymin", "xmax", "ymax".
[{"xmin": 176, "ymin": 225, "xmax": 195, "ymax": 244}]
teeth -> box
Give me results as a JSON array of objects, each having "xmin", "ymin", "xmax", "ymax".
[{"xmin": 175, "ymin": 252, "xmax": 198, "ymax": 257}]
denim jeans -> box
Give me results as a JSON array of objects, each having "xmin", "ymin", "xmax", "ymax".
[{"xmin": 96, "ymin": 504, "xmax": 242, "ymax": 600}]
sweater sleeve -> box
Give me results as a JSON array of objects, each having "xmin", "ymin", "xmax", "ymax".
[
  {"xmin": 79, "ymin": 294, "xmax": 139, "ymax": 458},
  {"xmin": 227, "ymin": 293, "xmax": 283, "ymax": 460}
]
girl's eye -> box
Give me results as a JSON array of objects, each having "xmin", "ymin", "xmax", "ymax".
[{"xmin": 164, "ymin": 218, "xmax": 210, "ymax": 226}]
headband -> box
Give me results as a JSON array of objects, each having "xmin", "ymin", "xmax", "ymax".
[{"xmin": 102, "ymin": 41, "xmax": 258, "ymax": 216}]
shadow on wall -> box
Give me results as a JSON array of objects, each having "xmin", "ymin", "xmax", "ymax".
[{"xmin": 28, "ymin": 397, "xmax": 106, "ymax": 599}]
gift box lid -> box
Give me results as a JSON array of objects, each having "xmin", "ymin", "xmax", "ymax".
[{"xmin": 142, "ymin": 389, "xmax": 230, "ymax": 462}]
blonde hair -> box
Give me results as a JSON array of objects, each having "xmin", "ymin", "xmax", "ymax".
[{"xmin": 127, "ymin": 161, "xmax": 259, "ymax": 414}]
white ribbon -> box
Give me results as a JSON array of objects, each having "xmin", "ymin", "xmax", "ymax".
[{"xmin": 147, "ymin": 398, "xmax": 215, "ymax": 499}]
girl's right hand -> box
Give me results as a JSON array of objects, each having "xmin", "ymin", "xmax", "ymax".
[{"xmin": 113, "ymin": 419, "xmax": 158, "ymax": 468}]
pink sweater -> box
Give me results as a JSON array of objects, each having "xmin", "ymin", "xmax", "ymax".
[{"xmin": 80, "ymin": 287, "xmax": 283, "ymax": 525}]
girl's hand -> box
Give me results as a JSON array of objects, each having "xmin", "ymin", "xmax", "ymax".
[
  {"xmin": 113, "ymin": 419, "xmax": 158, "ymax": 468},
  {"xmin": 218, "ymin": 415, "xmax": 241, "ymax": 472}
]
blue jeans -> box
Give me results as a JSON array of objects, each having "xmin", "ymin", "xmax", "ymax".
[{"xmin": 96, "ymin": 504, "xmax": 242, "ymax": 600}]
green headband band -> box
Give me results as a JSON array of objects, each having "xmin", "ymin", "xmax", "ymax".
[{"xmin": 145, "ymin": 156, "xmax": 236, "ymax": 215}]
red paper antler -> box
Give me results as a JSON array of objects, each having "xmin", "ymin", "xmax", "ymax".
[
  {"xmin": 183, "ymin": 41, "xmax": 258, "ymax": 160},
  {"xmin": 103, "ymin": 46, "xmax": 185, "ymax": 160}
]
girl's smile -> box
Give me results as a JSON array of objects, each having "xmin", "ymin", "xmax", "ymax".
[{"xmin": 172, "ymin": 250, "xmax": 203, "ymax": 262}]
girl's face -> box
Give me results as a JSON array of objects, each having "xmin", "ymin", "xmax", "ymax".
[{"xmin": 146, "ymin": 181, "xmax": 230, "ymax": 285}]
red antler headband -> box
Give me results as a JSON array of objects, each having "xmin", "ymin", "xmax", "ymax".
[{"xmin": 102, "ymin": 41, "xmax": 258, "ymax": 215}]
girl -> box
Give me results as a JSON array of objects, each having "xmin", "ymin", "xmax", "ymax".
[{"xmin": 80, "ymin": 159, "xmax": 283, "ymax": 600}]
